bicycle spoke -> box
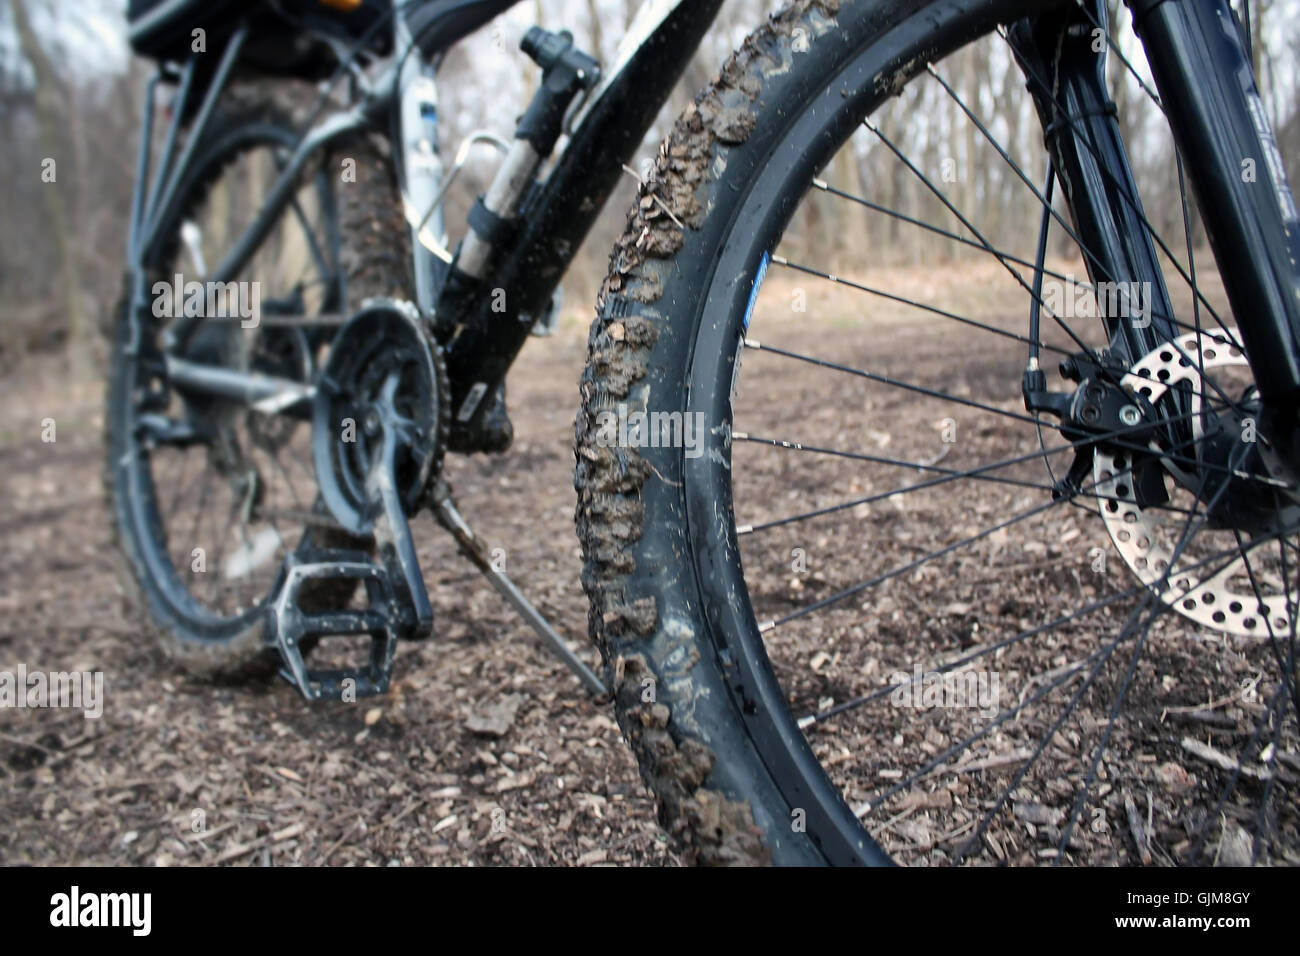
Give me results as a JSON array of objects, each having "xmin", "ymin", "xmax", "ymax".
[
  {"xmin": 182, "ymin": 462, "xmax": 216, "ymax": 584},
  {"xmin": 742, "ymin": 337, "xmax": 1269, "ymax": 487},
  {"xmin": 808, "ymin": 178, "xmax": 1103, "ymax": 310},
  {"xmin": 163, "ymin": 450, "xmax": 195, "ymax": 523},
  {"xmin": 998, "ymin": 37, "xmax": 1242, "ymax": 350},
  {"xmin": 761, "ymin": 493, "xmax": 1070, "ymax": 632},
  {"xmin": 863, "ymin": 116, "xmax": 1100, "ymax": 360},
  {"xmin": 1054, "ymin": 444, "xmax": 1244, "ymax": 858},
  {"xmin": 1228, "ymin": 525, "xmax": 1300, "ymax": 862},
  {"xmin": 805, "ymin": 526, "xmax": 1286, "ymax": 731},
  {"xmin": 1190, "ymin": 674, "xmax": 1295, "ymax": 863},
  {"xmin": 1232, "ymin": 520, "xmax": 1300, "ymax": 718},
  {"xmin": 925, "ymin": 58, "xmax": 1247, "ymax": 409},
  {"xmin": 770, "ymin": 253, "xmax": 1073, "ymax": 358},
  {"xmin": 737, "ymin": 423, "xmax": 1208, "ymax": 536}
]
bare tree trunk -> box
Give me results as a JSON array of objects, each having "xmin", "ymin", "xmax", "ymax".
[
  {"xmin": 961, "ymin": 44, "xmax": 981, "ymax": 261},
  {"xmin": 823, "ymin": 143, "xmax": 870, "ymax": 273},
  {"xmin": 12, "ymin": 0, "xmax": 90, "ymax": 375},
  {"xmin": 1108, "ymin": 1, "xmax": 1136, "ymax": 152},
  {"xmin": 584, "ymin": 0, "xmax": 605, "ymax": 61},
  {"xmin": 1249, "ymin": 0, "xmax": 1264, "ymax": 88}
]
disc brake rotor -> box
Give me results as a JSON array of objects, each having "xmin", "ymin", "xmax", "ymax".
[{"xmin": 1092, "ymin": 328, "xmax": 1295, "ymax": 638}]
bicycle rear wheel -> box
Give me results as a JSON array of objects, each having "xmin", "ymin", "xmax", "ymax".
[{"xmin": 106, "ymin": 94, "xmax": 409, "ymax": 676}]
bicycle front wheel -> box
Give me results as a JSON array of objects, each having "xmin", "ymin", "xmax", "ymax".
[{"xmin": 577, "ymin": 0, "xmax": 1299, "ymax": 865}]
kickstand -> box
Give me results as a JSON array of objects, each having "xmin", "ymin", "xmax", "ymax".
[{"xmin": 427, "ymin": 481, "xmax": 607, "ymax": 696}]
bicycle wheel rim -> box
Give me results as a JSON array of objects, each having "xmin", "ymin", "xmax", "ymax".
[
  {"xmin": 671, "ymin": 0, "xmax": 1068, "ymax": 866},
  {"xmin": 678, "ymin": 0, "xmax": 1300, "ymax": 865},
  {"xmin": 116, "ymin": 123, "xmax": 342, "ymax": 636}
]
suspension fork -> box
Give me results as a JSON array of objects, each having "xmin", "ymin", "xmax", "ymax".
[
  {"xmin": 1012, "ymin": 0, "xmax": 1300, "ymax": 419},
  {"xmin": 1127, "ymin": 0, "xmax": 1300, "ymax": 419},
  {"xmin": 1007, "ymin": 2, "xmax": 1179, "ymax": 366}
]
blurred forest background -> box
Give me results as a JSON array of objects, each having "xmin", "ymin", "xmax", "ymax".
[{"xmin": 0, "ymin": 0, "xmax": 1296, "ymax": 374}]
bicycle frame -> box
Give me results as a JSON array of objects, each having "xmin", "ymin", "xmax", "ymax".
[
  {"xmin": 128, "ymin": 0, "xmax": 1300, "ymax": 448},
  {"xmin": 126, "ymin": 0, "xmax": 722, "ymax": 424}
]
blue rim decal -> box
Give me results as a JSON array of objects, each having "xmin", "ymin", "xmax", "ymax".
[{"xmin": 742, "ymin": 250, "xmax": 771, "ymax": 332}]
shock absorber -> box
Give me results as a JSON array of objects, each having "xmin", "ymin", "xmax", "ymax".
[{"xmin": 435, "ymin": 27, "xmax": 599, "ymax": 324}]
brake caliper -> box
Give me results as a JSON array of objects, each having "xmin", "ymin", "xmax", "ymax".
[{"xmin": 1023, "ymin": 349, "xmax": 1166, "ymax": 504}]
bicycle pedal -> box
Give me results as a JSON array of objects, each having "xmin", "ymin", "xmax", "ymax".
[{"xmin": 270, "ymin": 549, "xmax": 400, "ymax": 701}]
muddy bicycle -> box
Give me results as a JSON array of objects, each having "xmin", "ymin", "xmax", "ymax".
[{"xmin": 109, "ymin": 0, "xmax": 1299, "ymax": 865}]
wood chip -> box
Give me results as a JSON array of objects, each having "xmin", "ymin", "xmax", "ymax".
[
  {"xmin": 467, "ymin": 694, "xmax": 526, "ymax": 738},
  {"xmin": 1181, "ymin": 737, "xmax": 1272, "ymax": 780},
  {"xmin": 271, "ymin": 822, "xmax": 306, "ymax": 843},
  {"xmin": 1123, "ymin": 790, "xmax": 1151, "ymax": 865}
]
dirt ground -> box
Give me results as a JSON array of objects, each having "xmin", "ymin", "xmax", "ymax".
[
  {"xmin": 0, "ymin": 313, "xmax": 675, "ymax": 867},
  {"xmin": 2, "ymin": 261, "xmax": 1296, "ymax": 866},
  {"xmin": 734, "ymin": 264, "xmax": 1298, "ymax": 865}
]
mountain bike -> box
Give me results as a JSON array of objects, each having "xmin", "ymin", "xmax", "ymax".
[{"xmin": 110, "ymin": 0, "xmax": 1299, "ymax": 865}]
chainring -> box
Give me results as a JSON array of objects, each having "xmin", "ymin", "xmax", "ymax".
[{"xmin": 312, "ymin": 300, "xmax": 447, "ymax": 536}]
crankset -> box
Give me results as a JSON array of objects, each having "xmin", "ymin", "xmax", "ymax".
[
  {"xmin": 270, "ymin": 298, "xmax": 605, "ymax": 700},
  {"xmin": 271, "ymin": 300, "xmax": 445, "ymax": 700}
]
